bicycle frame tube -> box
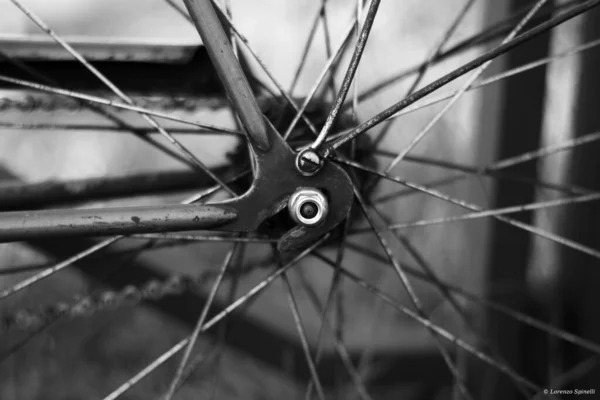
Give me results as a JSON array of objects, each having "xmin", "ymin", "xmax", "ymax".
[{"xmin": 0, "ymin": 204, "xmax": 238, "ymax": 242}]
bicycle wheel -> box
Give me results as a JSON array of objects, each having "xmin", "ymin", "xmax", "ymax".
[{"xmin": 1, "ymin": 0, "xmax": 600, "ymax": 399}]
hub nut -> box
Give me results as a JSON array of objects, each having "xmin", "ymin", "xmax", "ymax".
[{"xmin": 288, "ymin": 187, "xmax": 329, "ymax": 227}]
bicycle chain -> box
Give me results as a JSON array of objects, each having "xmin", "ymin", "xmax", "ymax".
[
  {"xmin": 0, "ymin": 250, "xmax": 279, "ymax": 335},
  {"xmin": 0, "ymin": 274, "xmax": 206, "ymax": 334}
]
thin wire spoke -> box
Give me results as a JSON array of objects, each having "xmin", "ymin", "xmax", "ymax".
[
  {"xmin": 283, "ymin": 11, "xmax": 363, "ymax": 140},
  {"xmin": 0, "ymin": 52, "xmax": 224, "ymax": 170},
  {"xmin": 344, "ymin": 241, "xmax": 600, "ymax": 358},
  {"xmin": 349, "ymin": 0, "xmax": 364, "ymax": 125},
  {"xmin": 288, "ymin": 0, "xmax": 330, "ymax": 96},
  {"xmin": 304, "ymin": 213, "xmax": 353, "ymax": 400},
  {"xmin": 280, "ymin": 269, "xmax": 326, "ymax": 400},
  {"xmin": 164, "ymin": 245, "xmax": 249, "ymax": 398},
  {"xmin": 352, "ymin": 192, "xmax": 600, "ymax": 234},
  {"xmin": 381, "ymin": 0, "xmax": 548, "ymax": 178},
  {"xmin": 165, "ymin": 0, "xmax": 324, "ymax": 139},
  {"xmin": 9, "ymin": 0, "xmax": 236, "ymax": 196},
  {"xmin": 352, "ymin": 186, "xmax": 473, "ymax": 400},
  {"xmin": 374, "ymin": 150, "xmax": 593, "ymax": 196},
  {"xmin": 295, "ymin": 263, "xmax": 372, "ymax": 400},
  {"xmin": 101, "ymin": 234, "xmax": 328, "ymax": 400},
  {"xmin": 378, "ymin": 36, "xmax": 600, "ymax": 124},
  {"xmin": 371, "ymin": 129, "xmax": 600, "ymax": 205},
  {"xmin": 329, "ymin": 0, "xmax": 600, "ymax": 150},
  {"xmin": 163, "ymin": 243, "xmax": 238, "ymax": 400},
  {"xmin": 312, "ymin": 251, "xmax": 544, "ymax": 393},
  {"xmin": 354, "ymin": 0, "xmax": 585, "ymax": 106},
  {"xmin": 310, "ymin": 0, "xmax": 382, "ymax": 149},
  {"xmin": 0, "ymin": 75, "xmax": 241, "ymax": 134},
  {"xmin": 370, "ymin": 0, "xmax": 477, "ymax": 149},
  {"xmin": 373, "ymin": 210, "xmax": 531, "ymax": 397},
  {"xmin": 338, "ymin": 157, "xmax": 600, "ymax": 260},
  {"xmin": 206, "ymin": 0, "xmax": 323, "ymax": 138},
  {"xmin": 0, "ymin": 236, "xmax": 120, "ymax": 301},
  {"xmin": 322, "ymin": 0, "xmax": 339, "ymax": 100}
]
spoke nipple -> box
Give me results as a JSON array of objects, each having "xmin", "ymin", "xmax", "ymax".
[
  {"xmin": 296, "ymin": 149, "xmax": 324, "ymax": 176},
  {"xmin": 288, "ymin": 187, "xmax": 329, "ymax": 227}
]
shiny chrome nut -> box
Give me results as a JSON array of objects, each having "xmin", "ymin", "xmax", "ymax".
[{"xmin": 288, "ymin": 187, "xmax": 329, "ymax": 227}]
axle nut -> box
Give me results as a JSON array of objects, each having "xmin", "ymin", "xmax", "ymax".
[{"xmin": 288, "ymin": 187, "xmax": 329, "ymax": 227}]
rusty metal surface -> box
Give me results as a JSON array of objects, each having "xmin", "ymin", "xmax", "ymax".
[
  {"xmin": 0, "ymin": 203, "xmax": 238, "ymax": 241},
  {"xmin": 0, "ymin": 167, "xmax": 233, "ymax": 211},
  {"xmin": 0, "ymin": 34, "xmax": 198, "ymax": 63}
]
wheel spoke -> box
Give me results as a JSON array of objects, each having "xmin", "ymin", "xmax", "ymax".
[
  {"xmin": 288, "ymin": 0, "xmax": 331, "ymax": 96},
  {"xmin": 0, "ymin": 51, "xmax": 222, "ymax": 171},
  {"xmin": 355, "ymin": 0, "xmax": 585, "ymax": 106},
  {"xmin": 352, "ymin": 186, "xmax": 474, "ymax": 400},
  {"xmin": 310, "ymin": 0, "xmax": 382, "ymax": 150},
  {"xmin": 353, "ymin": 192, "xmax": 600, "ymax": 233},
  {"xmin": 9, "ymin": 0, "xmax": 237, "ymax": 195},
  {"xmin": 162, "ymin": 243, "xmax": 238, "ymax": 400},
  {"xmin": 206, "ymin": 0, "xmax": 323, "ymax": 138},
  {"xmin": 283, "ymin": 10, "xmax": 363, "ymax": 140},
  {"xmin": 313, "ymin": 251, "xmax": 543, "ymax": 393},
  {"xmin": 100, "ymin": 234, "xmax": 328, "ymax": 399},
  {"xmin": 0, "ymin": 74, "xmax": 241, "ymax": 134},
  {"xmin": 338, "ymin": 158, "xmax": 600, "ymax": 260},
  {"xmin": 280, "ymin": 268, "xmax": 326, "ymax": 400},
  {"xmin": 343, "ymin": 241, "xmax": 600, "ymax": 358},
  {"xmin": 329, "ymin": 0, "xmax": 600, "ymax": 150},
  {"xmin": 296, "ymin": 262, "xmax": 372, "ymax": 400},
  {"xmin": 381, "ymin": 0, "xmax": 548, "ymax": 177},
  {"xmin": 377, "ymin": 37, "xmax": 600, "ymax": 124},
  {"xmin": 370, "ymin": 0, "xmax": 476, "ymax": 149}
]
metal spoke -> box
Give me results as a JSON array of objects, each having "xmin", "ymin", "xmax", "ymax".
[
  {"xmin": 338, "ymin": 157, "xmax": 600, "ymax": 260},
  {"xmin": 380, "ymin": 0, "xmax": 547, "ymax": 179},
  {"xmin": 304, "ymin": 213, "xmax": 353, "ymax": 400},
  {"xmin": 162, "ymin": 243, "xmax": 238, "ymax": 400},
  {"xmin": 100, "ymin": 234, "xmax": 328, "ymax": 400},
  {"xmin": 280, "ymin": 268, "xmax": 326, "ymax": 400},
  {"xmin": 352, "ymin": 192, "xmax": 600, "ymax": 234},
  {"xmin": 313, "ymin": 251, "xmax": 543, "ymax": 393},
  {"xmin": 371, "ymin": 129, "xmax": 600, "ymax": 205},
  {"xmin": 370, "ymin": 0, "xmax": 477, "ymax": 149},
  {"xmin": 0, "ymin": 51, "xmax": 227, "ymax": 171},
  {"xmin": 296, "ymin": 263, "xmax": 372, "ymax": 400},
  {"xmin": 352, "ymin": 186, "xmax": 473, "ymax": 400},
  {"xmin": 0, "ymin": 237, "xmax": 120, "ymax": 301},
  {"xmin": 310, "ymin": 0, "xmax": 381, "ymax": 150},
  {"xmin": 378, "ymin": 37, "xmax": 600, "ymax": 124},
  {"xmin": 288, "ymin": 0, "xmax": 330, "ymax": 96},
  {"xmin": 322, "ymin": 0, "xmax": 339, "ymax": 100},
  {"xmin": 283, "ymin": 11, "xmax": 364, "ymax": 140},
  {"xmin": 345, "ymin": 240, "xmax": 600, "ymax": 358},
  {"xmin": 208, "ymin": 0, "xmax": 323, "ymax": 138},
  {"xmin": 329, "ymin": 0, "xmax": 600, "ymax": 150},
  {"xmin": 9, "ymin": 0, "xmax": 236, "ymax": 196},
  {"xmin": 355, "ymin": 0, "xmax": 585, "ymax": 106}
]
